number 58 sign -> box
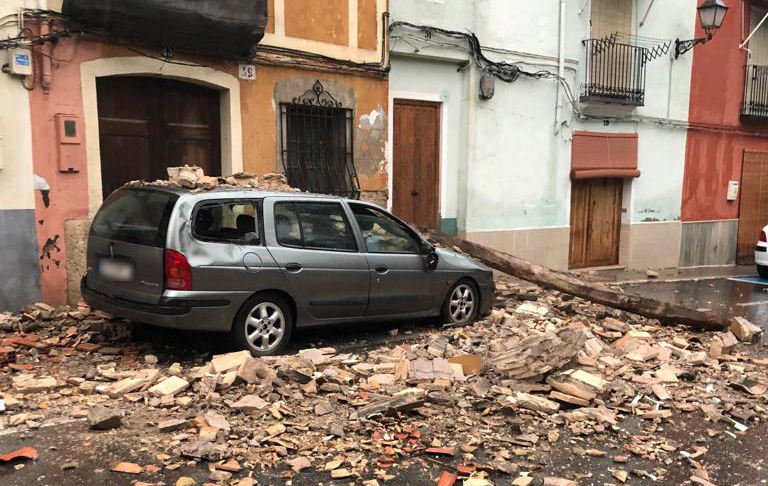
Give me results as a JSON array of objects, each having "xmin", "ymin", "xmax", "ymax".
[{"xmin": 238, "ymin": 64, "xmax": 256, "ymax": 81}]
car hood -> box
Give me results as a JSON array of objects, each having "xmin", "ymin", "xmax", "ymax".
[{"xmin": 435, "ymin": 247, "xmax": 492, "ymax": 273}]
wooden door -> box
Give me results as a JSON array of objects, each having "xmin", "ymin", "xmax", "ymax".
[
  {"xmin": 569, "ymin": 178, "xmax": 623, "ymax": 269},
  {"xmin": 737, "ymin": 151, "xmax": 768, "ymax": 264},
  {"xmin": 392, "ymin": 99, "xmax": 440, "ymax": 229},
  {"xmin": 97, "ymin": 77, "xmax": 221, "ymax": 197}
]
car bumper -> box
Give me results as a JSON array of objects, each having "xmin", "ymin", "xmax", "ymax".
[
  {"xmin": 478, "ymin": 280, "xmax": 496, "ymax": 316},
  {"xmin": 756, "ymin": 244, "xmax": 768, "ymax": 266},
  {"xmin": 81, "ymin": 277, "xmax": 246, "ymax": 332}
]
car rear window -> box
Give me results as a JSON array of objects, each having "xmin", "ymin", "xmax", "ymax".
[{"xmin": 90, "ymin": 189, "xmax": 178, "ymax": 247}]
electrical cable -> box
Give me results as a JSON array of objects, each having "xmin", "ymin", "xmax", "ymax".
[{"xmin": 390, "ymin": 21, "xmax": 584, "ymax": 116}]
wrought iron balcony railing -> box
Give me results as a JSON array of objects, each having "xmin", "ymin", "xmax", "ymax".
[
  {"xmin": 581, "ymin": 38, "xmax": 647, "ymax": 106},
  {"xmin": 743, "ymin": 64, "xmax": 768, "ymax": 119}
]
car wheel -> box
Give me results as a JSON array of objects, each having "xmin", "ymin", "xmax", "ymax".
[
  {"xmin": 232, "ymin": 293, "xmax": 293, "ymax": 356},
  {"xmin": 442, "ymin": 279, "xmax": 479, "ymax": 325},
  {"xmin": 758, "ymin": 265, "xmax": 768, "ymax": 279}
]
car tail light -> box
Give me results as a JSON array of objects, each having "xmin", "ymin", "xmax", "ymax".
[
  {"xmin": 761, "ymin": 231, "xmax": 767, "ymax": 243},
  {"xmin": 164, "ymin": 249, "xmax": 192, "ymax": 290}
]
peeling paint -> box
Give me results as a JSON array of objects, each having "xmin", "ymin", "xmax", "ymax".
[
  {"xmin": 359, "ymin": 108, "xmax": 381, "ymax": 130},
  {"xmin": 40, "ymin": 234, "xmax": 62, "ymax": 272},
  {"xmin": 33, "ymin": 174, "xmax": 50, "ymax": 208}
]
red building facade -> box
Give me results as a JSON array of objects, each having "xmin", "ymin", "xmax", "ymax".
[{"xmin": 682, "ymin": 0, "xmax": 768, "ymax": 267}]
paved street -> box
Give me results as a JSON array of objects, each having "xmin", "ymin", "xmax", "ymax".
[{"xmin": 622, "ymin": 275, "xmax": 768, "ymax": 327}]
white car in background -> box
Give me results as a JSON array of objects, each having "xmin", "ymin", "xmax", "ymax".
[{"xmin": 756, "ymin": 225, "xmax": 768, "ymax": 278}]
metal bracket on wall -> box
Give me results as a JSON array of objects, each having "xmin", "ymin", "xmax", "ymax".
[{"xmin": 674, "ymin": 35, "xmax": 711, "ymax": 59}]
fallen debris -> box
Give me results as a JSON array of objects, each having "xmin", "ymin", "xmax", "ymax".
[
  {"xmin": 88, "ymin": 406, "xmax": 122, "ymax": 430},
  {"xmin": 0, "ymin": 447, "xmax": 38, "ymax": 463},
  {"xmin": 0, "ymin": 269, "xmax": 765, "ymax": 486},
  {"xmin": 111, "ymin": 462, "xmax": 142, "ymax": 474}
]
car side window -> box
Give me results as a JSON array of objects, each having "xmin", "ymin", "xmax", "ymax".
[
  {"xmin": 274, "ymin": 201, "xmax": 357, "ymax": 252},
  {"xmin": 349, "ymin": 203, "xmax": 421, "ymax": 254},
  {"xmin": 193, "ymin": 201, "xmax": 260, "ymax": 244}
]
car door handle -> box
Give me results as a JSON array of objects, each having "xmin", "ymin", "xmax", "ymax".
[
  {"xmin": 285, "ymin": 263, "xmax": 302, "ymax": 273},
  {"xmin": 375, "ymin": 265, "xmax": 389, "ymax": 274}
]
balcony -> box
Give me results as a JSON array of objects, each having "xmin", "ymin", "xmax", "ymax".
[
  {"xmin": 581, "ymin": 38, "xmax": 647, "ymax": 107},
  {"xmin": 743, "ymin": 64, "xmax": 768, "ymax": 120}
]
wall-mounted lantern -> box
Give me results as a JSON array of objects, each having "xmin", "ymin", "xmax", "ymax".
[{"xmin": 674, "ymin": 0, "xmax": 729, "ymax": 59}]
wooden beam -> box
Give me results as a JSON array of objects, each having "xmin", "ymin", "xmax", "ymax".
[{"xmin": 425, "ymin": 231, "xmax": 729, "ymax": 332}]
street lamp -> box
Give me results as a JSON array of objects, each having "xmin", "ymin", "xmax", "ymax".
[{"xmin": 674, "ymin": 0, "xmax": 729, "ymax": 59}]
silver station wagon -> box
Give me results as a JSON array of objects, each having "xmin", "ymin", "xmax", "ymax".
[{"xmin": 81, "ymin": 186, "xmax": 495, "ymax": 355}]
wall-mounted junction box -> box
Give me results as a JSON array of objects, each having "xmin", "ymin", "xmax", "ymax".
[
  {"xmin": 6, "ymin": 48, "xmax": 32, "ymax": 76},
  {"xmin": 727, "ymin": 180, "xmax": 740, "ymax": 201},
  {"xmin": 55, "ymin": 114, "xmax": 83, "ymax": 173}
]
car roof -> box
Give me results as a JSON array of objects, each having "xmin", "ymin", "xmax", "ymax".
[{"xmin": 118, "ymin": 184, "xmax": 354, "ymax": 202}]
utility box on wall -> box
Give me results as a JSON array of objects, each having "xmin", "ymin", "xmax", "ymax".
[{"xmin": 55, "ymin": 114, "xmax": 82, "ymax": 173}]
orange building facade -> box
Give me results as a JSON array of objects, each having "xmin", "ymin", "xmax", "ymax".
[{"xmin": 14, "ymin": 0, "xmax": 389, "ymax": 309}]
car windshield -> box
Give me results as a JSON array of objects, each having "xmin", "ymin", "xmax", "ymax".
[{"xmin": 90, "ymin": 189, "xmax": 178, "ymax": 247}]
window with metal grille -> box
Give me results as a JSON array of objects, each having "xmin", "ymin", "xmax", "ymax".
[{"xmin": 279, "ymin": 81, "xmax": 361, "ymax": 198}]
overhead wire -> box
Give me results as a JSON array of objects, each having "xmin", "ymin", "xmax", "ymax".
[{"xmin": 389, "ymin": 21, "xmax": 583, "ymax": 116}]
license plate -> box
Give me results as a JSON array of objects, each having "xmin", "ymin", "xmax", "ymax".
[{"xmin": 99, "ymin": 258, "xmax": 134, "ymax": 282}]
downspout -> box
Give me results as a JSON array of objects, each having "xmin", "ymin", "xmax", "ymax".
[
  {"xmin": 457, "ymin": 1, "xmax": 479, "ymax": 237},
  {"xmin": 554, "ymin": 0, "xmax": 566, "ymax": 135},
  {"xmin": 458, "ymin": 63, "xmax": 477, "ymax": 237},
  {"xmin": 37, "ymin": 0, "xmax": 51, "ymax": 93}
]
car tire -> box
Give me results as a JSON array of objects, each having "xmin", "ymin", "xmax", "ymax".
[
  {"xmin": 232, "ymin": 293, "xmax": 293, "ymax": 356},
  {"xmin": 441, "ymin": 279, "xmax": 480, "ymax": 326},
  {"xmin": 758, "ymin": 265, "xmax": 768, "ymax": 279}
]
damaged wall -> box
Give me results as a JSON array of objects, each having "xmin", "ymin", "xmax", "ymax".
[
  {"xmin": 11, "ymin": 0, "xmax": 389, "ymax": 307},
  {"xmin": 240, "ymin": 69, "xmax": 389, "ymax": 205}
]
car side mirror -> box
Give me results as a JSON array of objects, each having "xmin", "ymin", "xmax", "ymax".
[{"xmin": 421, "ymin": 242, "xmax": 439, "ymax": 271}]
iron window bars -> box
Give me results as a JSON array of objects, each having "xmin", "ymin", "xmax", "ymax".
[
  {"xmin": 581, "ymin": 38, "xmax": 648, "ymax": 106},
  {"xmin": 279, "ymin": 80, "xmax": 361, "ymax": 199}
]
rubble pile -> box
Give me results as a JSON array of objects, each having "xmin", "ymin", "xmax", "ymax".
[
  {"xmin": 124, "ymin": 165, "xmax": 300, "ymax": 193},
  {"xmin": 1, "ymin": 277, "xmax": 767, "ymax": 485}
]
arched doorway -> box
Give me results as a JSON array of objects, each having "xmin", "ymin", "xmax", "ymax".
[{"xmin": 96, "ymin": 76, "xmax": 222, "ymax": 197}]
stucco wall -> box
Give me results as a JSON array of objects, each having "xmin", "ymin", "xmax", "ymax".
[
  {"xmin": 21, "ymin": 25, "xmax": 388, "ymax": 304},
  {"xmin": 240, "ymin": 67, "xmax": 389, "ymax": 200},
  {"xmin": 0, "ymin": 210, "xmax": 41, "ymax": 311},
  {"xmin": 682, "ymin": 2, "xmax": 768, "ymax": 223},
  {"xmin": 389, "ymin": 0, "xmax": 698, "ymax": 269},
  {"xmin": 0, "ymin": 0, "xmax": 41, "ymax": 310},
  {"xmin": 388, "ymin": 56, "xmax": 468, "ymax": 230}
]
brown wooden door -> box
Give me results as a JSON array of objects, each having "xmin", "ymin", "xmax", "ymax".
[
  {"xmin": 737, "ymin": 151, "xmax": 768, "ymax": 264},
  {"xmin": 97, "ymin": 77, "xmax": 221, "ymax": 197},
  {"xmin": 569, "ymin": 178, "xmax": 623, "ymax": 269},
  {"xmin": 392, "ymin": 99, "xmax": 440, "ymax": 229}
]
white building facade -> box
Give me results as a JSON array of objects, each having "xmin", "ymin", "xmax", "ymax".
[
  {"xmin": 388, "ymin": 0, "xmax": 698, "ymax": 271},
  {"xmin": 0, "ymin": 0, "xmax": 41, "ymax": 309}
]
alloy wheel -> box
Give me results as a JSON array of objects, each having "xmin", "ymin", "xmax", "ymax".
[
  {"xmin": 449, "ymin": 283, "xmax": 476, "ymax": 323},
  {"xmin": 244, "ymin": 302, "xmax": 286, "ymax": 352}
]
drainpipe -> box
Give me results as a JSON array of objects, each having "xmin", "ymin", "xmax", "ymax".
[
  {"xmin": 554, "ymin": 0, "xmax": 566, "ymax": 134},
  {"xmin": 37, "ymin": 0, "xmax": 51, "ymax": 93},
  {"xmin": 551, "ymin": 0, "xmax": 567, "ymax": 226},
  {"xmin": 457, "ymin": 64, "xmax": 477, "ymax": 237}
]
